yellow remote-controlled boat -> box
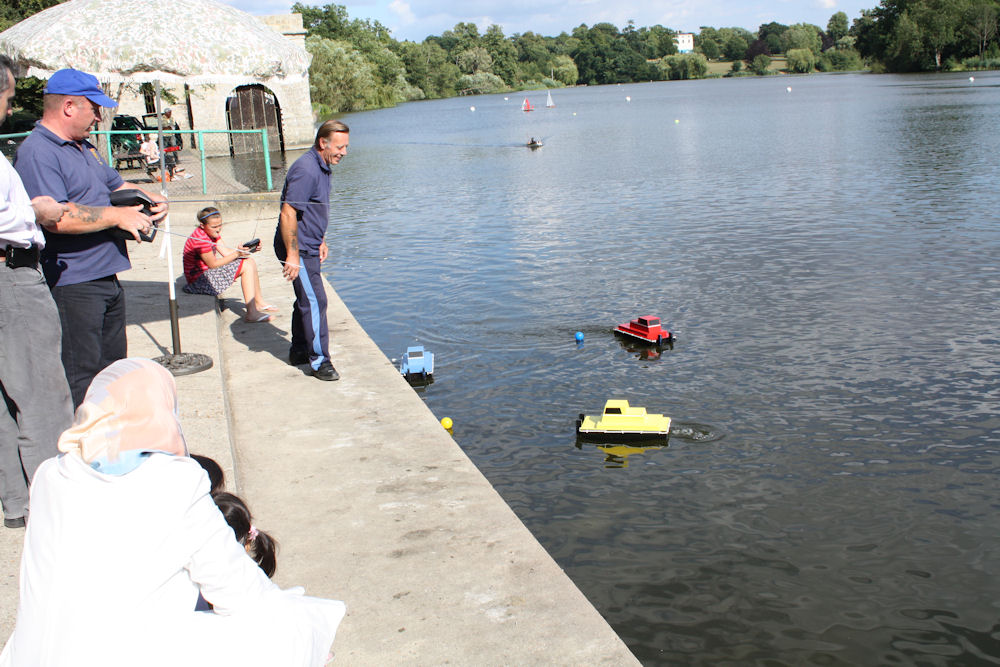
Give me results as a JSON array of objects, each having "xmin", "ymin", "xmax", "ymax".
[{"xmin": 576, "ymin": 400, "xmax": 672, "ymax": 442}]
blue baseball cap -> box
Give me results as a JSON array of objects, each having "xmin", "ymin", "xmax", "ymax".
[{"xmin": 44, "ymin": 69, "xmax": 117, "ymax": 107}]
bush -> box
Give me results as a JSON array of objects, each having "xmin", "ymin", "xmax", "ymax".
[
  {"xmin": 730, "ymin": 60, "xmax": 743, "ymax": 73},
  {"xmin": 818, "ymin": 48, "xmax": 864, "ymax": 71},
  {"xmin": 456, "ymin": 72, "xmax": 506, "ymax": 94},
  {"xmin": 957, "ymin": 56, "xmax": 1000, "ymax": 70},
  {"xmin": 786, "ymin": 48, "xmax": 816, "ymax": 73},
  {"xmin": 658, "ymin": 53, "xmax": 709, "ymax": 80},
  {"xmin": 750, "ymin": 54, "xmax": 772, "ymax": 75}
]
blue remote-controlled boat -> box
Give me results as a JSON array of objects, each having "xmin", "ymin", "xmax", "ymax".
[{"xmin": 400, "ymin": 345, "xmax": 434, "ymax": 382}]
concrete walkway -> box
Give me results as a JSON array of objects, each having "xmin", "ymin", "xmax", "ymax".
[{"xmin": 0, "ymin": 195, "xmax": 639, "ymax": 665}]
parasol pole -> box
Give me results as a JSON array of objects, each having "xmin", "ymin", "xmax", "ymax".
[
  {"xmin": 153, "ymin": 81, "xmax": 180, "ymax": 353},
  {"xmin": 151, "ymin": 80, "xmax": 212, "ymax": 376}
]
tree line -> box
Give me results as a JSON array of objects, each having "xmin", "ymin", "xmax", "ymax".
[
  {"xmin": 852, "ymin": 0, "xmax": 1000, "ymax": 71},
  {"xmin": 299, "ymin": 5, "xmax": 872, "ymax": 114}
]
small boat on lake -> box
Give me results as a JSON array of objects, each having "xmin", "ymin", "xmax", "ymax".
[
  {"xmin": 400, "ymin": 345, "xmax": 434, "ymax": 382},
  {"xmin": 527, "ymin": 137, "xmax": 543, "ymax": 149},
  {"xmin": 614, "ymin": 315, "xmax": 673, "ymax": 346},
  {"xmin": 576, "ymin": 400, "xmax": 672, "ymax": 442},
  {"xmin": 521, "ymin": 98, "xmax": 533, "ymax": 112},
  {"xmin": 546, "ymin": 91, "xmax": 555, "ymax": 108}
]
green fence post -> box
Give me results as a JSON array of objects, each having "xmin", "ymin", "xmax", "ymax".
[
  {"xmin": 198, "ymin": 131, "xmax": 207, "ymax": 195},
  {"xmin": 261, "ymin": 129, "xmax": 272, "ymax": 191}
]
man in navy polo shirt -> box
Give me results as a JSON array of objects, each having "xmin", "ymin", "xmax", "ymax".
[
  {"xmin": 274, "ymin": 120, "xmax": 349, "ymax": 381},
  {"xmin": 15, "ymin": 68, "xmax": 167, "ymax": 407}
]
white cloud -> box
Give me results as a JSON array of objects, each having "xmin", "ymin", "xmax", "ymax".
[{"xmin": 389, "ymin": 0, "xmax": 416, "ymax": 24}]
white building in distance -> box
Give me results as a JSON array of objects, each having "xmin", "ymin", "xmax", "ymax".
[{"xmin": 675, "ymin": 33, "xmax": 695, "ymax": 54}]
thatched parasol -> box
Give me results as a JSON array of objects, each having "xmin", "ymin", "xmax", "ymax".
[{"xmin": 0, "ymin": 0, "xmax": 310, "ymax": 84}]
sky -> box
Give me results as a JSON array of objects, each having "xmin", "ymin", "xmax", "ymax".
[{"xmin": 223, "ymin": 0, "xmax": 877, "ymax": 43}]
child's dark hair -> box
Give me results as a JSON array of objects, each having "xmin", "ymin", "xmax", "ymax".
[
  {"xmin": 212, "ymin": 492, "xmax": 277, "ymax": 578},
  {"xmin": 191, "ymin": 454, "xmax": 225, "ymax": 494},
  {"xmin": 197, "ymin": 206, "xmax": 220, "ymax": 223}
]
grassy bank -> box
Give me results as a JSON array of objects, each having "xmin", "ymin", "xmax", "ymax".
[{"xmin": 706, "ymin": 57, "xmax": 789, "ymax": 76}]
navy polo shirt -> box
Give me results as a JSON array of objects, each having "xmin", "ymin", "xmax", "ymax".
[
  {"xmin": 15, "ymin": 123, "xmax": 129, "ymax": 287},
  {"xmin": 279, "ymin": 147, "xmax": 331, "ymax": 255}
]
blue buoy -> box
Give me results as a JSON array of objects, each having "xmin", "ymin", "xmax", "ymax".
[{"xmin": 575, "ymin": 331, "xmax": 585, "ymax": 343}]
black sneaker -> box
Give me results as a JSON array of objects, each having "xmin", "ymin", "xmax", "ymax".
[
  {"xmin": 312, "ymin": 362, "xmax": 339, "ymax": 381},
  {"xmin": 4, "ymin": 516, "xmax": 25, "ymax": 529},
  {"xmin": 289, "ymin": 349, "xmax": 310, "ymax": 365}
]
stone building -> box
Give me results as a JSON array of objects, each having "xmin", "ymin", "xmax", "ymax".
[{"xmin": 0, "ymin": 0, "xmax": 315, "ymax": 153}]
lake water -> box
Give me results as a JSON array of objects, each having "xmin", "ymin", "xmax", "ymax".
[{"xmin": 328, "ymin": 72, "xmax": 1000, "ymax": 665}]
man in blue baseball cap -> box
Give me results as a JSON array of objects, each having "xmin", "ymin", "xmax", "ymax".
[{"xmin": 15, "ymin": 68, "xmax": 168, "ymax": 407}]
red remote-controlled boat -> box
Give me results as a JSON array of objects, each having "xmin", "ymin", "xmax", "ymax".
[{"xmin": 614, "ymin": 315, "xmax": 674, "ymax": 346}]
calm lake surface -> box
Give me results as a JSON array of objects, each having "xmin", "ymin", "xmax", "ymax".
[{"xmin": 329, "ymin": 72, "xmax": 1000, "ymax": 665}]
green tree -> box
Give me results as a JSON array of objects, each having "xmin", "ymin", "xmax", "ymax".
[
  {"xmin": 481, "ymin": 24, "xmax": 518, "ymax": 84},
  {"xmin": 570, "ymin": 23, "xmax": 645, "ymax": 84},
  {"xmin": 296, "ymin": 3, "xmax": 413, "ymax": 110},
  {"xmin": 818, "ymin": 47, "xmax": 864, "ymax": 70},
  {"xmin": 456, "ymin": 72, "xmax": 506, "ymax": 94},
  {"xmin": 550, "ymin": 54, "xmax": 579, "ymax": 85},
  {"xmin": 758, "ymin": 21, "xmax": 789, "ymax": 53},
  {"xmin": 786, "ymin": 47, "xmax": 817, "ymax": 72},
  {"xmin": 784, "ymin": 23, "xmax": 823, "ymax": 55},
  {"xmin": 455, "ymin": 47, "xmax": 493, "ymax": 74},
  {"xmin": 851, "ymin": 0, "xmax": 985, "ymax": 72},
  {"xmin": 306, "ymin": 36, "xmax": 382, "ymax": 113},
  {"xmin": 750, "ymin": 54, "xmax": 772, "ymax": 74},
  {"xmin": 638, "ymin": 25, "xmax": 678, "ymax": 58},
  {"xmin": 827, "ymin": 12, "xmax": 850, "ymax": 42},
  {"xmin": 967, "ymin": 2, "xmax": 999, "ymax": 58},
  {"xmin": 394, "ymin": 40, "xmax": 460, "ymax": 98},
  {"xmin": 886, "ymin": 11, "xmax": 926, "ymax": 71},
  {"xmin": 913, "ymin": 0, "xmax": 966, "ymax": 69},
  {"xmin": 699, "ymin": 37, "xmax": 721, "ymax": 59},
  {"xmin": 658, "ymin": 53, "xmax": 708, "ymax": 79},
  {"xmin": 723, "ymin": 33, "xmax": 749, "ymax": 60},
  {"xmin": 514, "ymin": 31, "xmax": 551, "ymax": 67},
  {"xmin": 440, "ymin": 22, "xmax": 481, "ymax": 54}
]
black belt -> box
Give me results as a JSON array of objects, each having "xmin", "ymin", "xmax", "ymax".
[{"xmin": 1, "ymin": 244, "xmax": 40, "ymax": 269}]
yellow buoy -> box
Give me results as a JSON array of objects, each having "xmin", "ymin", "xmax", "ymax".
[{"xmin": 441, "ymin": 417, "xmax": 453, "ymax": 429}]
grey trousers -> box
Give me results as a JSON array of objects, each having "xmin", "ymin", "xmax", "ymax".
[{"xmin": 0, "ymin": 263, "xmax": 73, "ymax": 519}]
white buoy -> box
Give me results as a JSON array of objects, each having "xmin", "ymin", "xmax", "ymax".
[
  {"xmin": 626, "ymin": 96, "xmax": 631, "ymax": 102},
  {"xmin": 504, "ymin": 96, "xmax": 509, "ymax": 100},
  {"xmin": 786, "ymin": 86, "xmax": 792, "ymax": 92},
  {"xmin": 969, "ymin": 76, "xmax": 975, "ymax": 82},
  {"xmin": 469, "ymin": 106, "xmax": 475, "ymax": 111}
]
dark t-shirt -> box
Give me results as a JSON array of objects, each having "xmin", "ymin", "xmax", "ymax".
[
  {"xmin": 278, "ymin": 147, "xmax": 331, "ymax": 256},
  {"xmin": 15, "ymin": 123, "xmax": 129, "ymax": 287}
]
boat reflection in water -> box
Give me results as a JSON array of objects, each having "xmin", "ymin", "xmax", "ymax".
[
  {"xmin": 616, "ymin": 338, "xmax": 671, "ymax": 360},
  {"xmin": 575, "ymin": 440, "xmax": 667, "ymax": 469}
]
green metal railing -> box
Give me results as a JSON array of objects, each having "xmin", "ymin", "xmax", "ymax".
[{"xmin": 0, "ymin": 128, "xmax": 273, "ymax": 193}]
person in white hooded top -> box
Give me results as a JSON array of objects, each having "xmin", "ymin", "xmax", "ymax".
[{"xmin": 0, "ymin": 358, "xmax": 345, "ymax": 667}]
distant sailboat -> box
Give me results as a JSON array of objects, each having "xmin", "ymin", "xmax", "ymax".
[
  {"xmin": 522, "ymin": 97, "xmax": 533, "ymax": 112},
  {"xmin": 546, "ymin": 91, "xmax": 555, "ymax": 108}
]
